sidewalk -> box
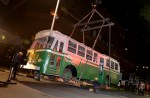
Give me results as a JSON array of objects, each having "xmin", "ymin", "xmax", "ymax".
[
  {"xmin": 108, "ymin": 87, "xmax": 150, "ymax": 97},
  {"xmin": 0, "ymin": 65, "xmax": 30, "ymax": 83},
  {"xmin": 0, "ymin": 65, "xmax": 30, "ymax": 75}
]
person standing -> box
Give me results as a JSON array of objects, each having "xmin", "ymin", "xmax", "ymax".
[
  {"xmin": 139, "ymin": 81, "xmax": 145, "ymax": 95},
  {"xmin": 117, "ymin": 80, "xmax": 121, "ymax": 90},
  {"xmin": 124, "ymin": 80, "xmax": 128, "ymax": 91},
  {"xmin": 11, "ymin": 45, "xmax": 24, "ymax": 80},
  {"xmin": 93, "ymin": 77, "xmax": 100, "ymax": 93},
  {"xmin": 145, "ymin": 83, "xmax": 150, "ymax": 95}
]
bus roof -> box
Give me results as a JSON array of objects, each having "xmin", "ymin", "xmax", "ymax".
[
  {"xmin": 35, "ymin": 30, "xmax": 52, "ymax": 39},
  {"xmin": 35, "ymin": 30, "xmax": 86, "ymax": 46}
]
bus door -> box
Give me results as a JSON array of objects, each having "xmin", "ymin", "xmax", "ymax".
[
  {"xmin": 48, "ymin": 53, "xmax": 57, "ymax": 74},
  {"xmin": 55, "ymin": 42, "xmax": 64, "ymax": 74},
  {"xmin": 99, "ymin": 58, "xmax": 104, "ymax": 84},
  {"xmin": 46, "ymin": 40, "xmax": 64, "ymax": 75},
  {"xmin": 48, "ymin": 53, "xmax": 62, "ymax": 74}
]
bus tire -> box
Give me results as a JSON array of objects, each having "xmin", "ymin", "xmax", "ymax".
[
  {"xmin": 62, "ymin": 68, "xmax": 72, "ymax": 82},
  {"xmin": 34, "ymin": 71, "xmax": 40, "ymax": 81}
]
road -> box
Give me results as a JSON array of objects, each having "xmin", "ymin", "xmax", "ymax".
[{"xmin": 0, "ymin": 67, "xmax": 149, "ymax": 98}]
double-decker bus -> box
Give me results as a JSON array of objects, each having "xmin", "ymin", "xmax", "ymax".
[{"xmin": 22, "ymin": 30, "xmax": 120, "ymax": 85}]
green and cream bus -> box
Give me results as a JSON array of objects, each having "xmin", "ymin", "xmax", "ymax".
[{"xmin": 22, "ymin": 30, "xmax": 120, "ymax": 85}]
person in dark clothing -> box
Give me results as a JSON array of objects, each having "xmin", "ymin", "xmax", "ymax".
[
  {"xmin": 139, "ymin": 81, "xmax": 145, "ymax": 96},
  {"xmin": 11, "ymin": 45, "xmax": 24, "ymax": 80},
  {"xmin": 131, "ymin": 83, "xmax": 136, "ymax": 92},
  {"xmin": 124, "ymin": 80, "xmax": 128, "ymax": 91},
  {"xmin": 12, "ymin": 52, "xmax": 23, "ymax": 79},
  {"xmin": 93, "ymin": 77, "xmax": 100, "ymax": 93}
]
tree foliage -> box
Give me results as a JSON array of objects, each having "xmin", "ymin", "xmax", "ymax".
[{"xmin": 139, "ymin": 0, "xmax": 150, "ymax": 23}]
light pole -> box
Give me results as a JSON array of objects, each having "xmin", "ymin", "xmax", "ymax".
[
  {"xmin": 108, "ymin": 25, "xmax": 111, "ymax": 89},
  {"xmin": 50, "ymin": 0, "xmax": 60, "ymax": 31}
]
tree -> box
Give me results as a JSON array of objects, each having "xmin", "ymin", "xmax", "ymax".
[{"xmin": 140, "ymin": 1, "xmax": 150, "ymax": 23}]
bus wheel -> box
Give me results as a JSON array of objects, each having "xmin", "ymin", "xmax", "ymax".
[
  {"xmin": 34, "ymin": 71, "xmax": 40, "ymax": 81},
  {"xmin": 62, "ymin": 68, "xmax": 72, "ymax": 82}
]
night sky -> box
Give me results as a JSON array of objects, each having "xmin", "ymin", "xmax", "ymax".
[
  {"xmin": 101, "ymin": 0, "xmax": 150, "ymax": 66},
  {"xmin": 100, "ymin": 0, "xmax": 150, "ymax": 79},
  {"xmin": 0, "ymin": 0, "xmax": 150, "ymax": 75}
]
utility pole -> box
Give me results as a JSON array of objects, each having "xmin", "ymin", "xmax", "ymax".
[
  {"xmin": 108, "ymin": 25, "xmax": 111, "ymax": 89},
  {"xmin": 50, "ymin": 0, "xmax": 60, "ymax": 31}
]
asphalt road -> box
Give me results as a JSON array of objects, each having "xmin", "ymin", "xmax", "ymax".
[{"xmin": 0, "ymin": 67, "xmax": 149, "ymax": 98}]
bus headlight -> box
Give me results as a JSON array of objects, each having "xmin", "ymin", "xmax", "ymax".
[
  {"xmin": 38, "ymin": 58, "xmax": 42, "ymax": 62},
  {"xmin": 29, "ymin": 60, "xmax": 35, "ymax": 64}
]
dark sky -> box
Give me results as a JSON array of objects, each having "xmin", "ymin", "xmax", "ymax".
[{"xmin": 101, "ymin": 0, "xmax": 150, "ymax": 66}]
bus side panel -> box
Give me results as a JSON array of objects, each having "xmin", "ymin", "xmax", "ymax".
[
  {"xmin": 34, "ymin": 51, "xmax": 50, "ymax": 74},
  {"xmin": 59, "ymin": 58, "xmax": 73, "ymax": 76},
  {"xmin": 76, "ymin": 63, "xmax": 101, "ymax": 81},
  {"xmin": 103, "ymin": 69, "xmax": 120, "ymax": 86}
]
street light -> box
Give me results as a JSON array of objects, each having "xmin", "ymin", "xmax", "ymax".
[
  {"xmin": 50, "ymin": 10, "xmax": 59, "ymax": 19},
  {"xmin": 1, "ymin": 35, "xmax": 5, "ymax": 40},
  {"xmin": 50, "ymin": 0, "xmax": 60, "ymax": 31}
]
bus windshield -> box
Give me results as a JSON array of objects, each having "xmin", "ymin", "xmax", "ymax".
[{"xmin": 30, "ymin": 36, "xmax": 55, "ymax": 49}]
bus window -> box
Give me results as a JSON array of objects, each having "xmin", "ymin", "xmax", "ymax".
[
  {"xmin": 31, "ymin": 37, "xmax": 48, "ymax": 49},
  {"xmin": 59, "ymin": 42, "xmax": 64, "ymax": 53},
  {"xmin": 53, "ymin": 40, "xmax": 58, "ymax": 51},
  {"xmin": 86, "ymin": 50, "xmax": 92, "ymax": 61},
  {"xmin": 115, "ymin": 63, "xmax": 118, "ymax": 71},
  {"xmin": 33, "ymin": 42, "xmax": 40, "ymax": 49},
  {"xmin": 39, "ymin": 44, "xmax": 43, "ymax": 49},
  {"xmin": 68, "ymin": 40, "xmax": 77, "ymax": 54},
  {"xmin": 77, "ymin": 45, "xmax": 85, "ymax": 57},
  {"xmin": 93, "ymin": 53, "xmax": 98, "ymax": 63},
  {"xmin": 106, "ymin": 59, "xmax": 110, "ymax": 67},
  {"xmin": 33, "ymin": 41, "xmax": 44, "ymax": 49},
  {"xmin": 111, "ymin": 61, "xmax": 114, "ymax": 69},
  {"xmin": 46, "ymin": 37, "xmax": 55, "ymax": 49},
  {"xmin": 100, "ymin": 58, "xmax": 104, "ymax": 73},
  {"xmin": 50, "ymin": 54, "xmax": 55, "ymax": 65}
]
